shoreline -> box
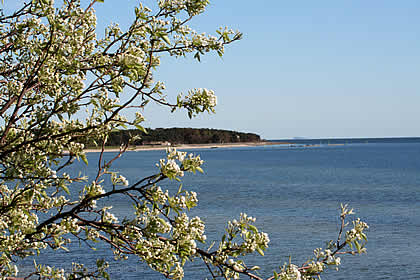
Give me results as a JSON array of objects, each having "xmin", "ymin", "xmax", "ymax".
[{"xmin": 83, "ymin": 141, "xmax": 291, "ymax": 153}]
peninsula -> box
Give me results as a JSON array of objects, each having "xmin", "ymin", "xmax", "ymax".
[{"xmin": 80, "ymin": 128, "xmax": 289, "ymax": 152}]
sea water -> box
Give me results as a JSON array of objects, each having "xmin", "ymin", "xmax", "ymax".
[{"xmin": 19, "ymin": 141, "xmax": 420, "ymax": 279}]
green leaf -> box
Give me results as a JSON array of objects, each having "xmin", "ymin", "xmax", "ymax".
[
  {"xmin": 223, "ymin": 33, "xmax": 229, "ymax": 42},
  {"xmin": 135, "ymin": 124, "xmax": 147, "ymax": 133},
  {"xmin": 161, "ymin": 34, "xmax": 171, "ymax": 45},
  {"xmin": 80, "ymin": 154, "xmax": 88, "ymax": 166},
  {"xmin": 256, "ymin": 247, "xmax": 264, "ymax": 256},
  {"xmin": 141, "ymin": 99, "xmax": 150, "ymax": 107},
  {"xmin": 196, "ymin": 166, "xmax": 204, "ymax": 173},
  {"xmin": 194, "ymin": 52, "xmax": 201, "ymax": 62},
  {"xmin": 248, "ymin": 224, "xmax": 258, "ymax": 233},
  {"xmin": 62, "ymin": 185, "xmax": 70, "ymax": 195},
  {"xmin": 354, "ymin": 241, "xmax": 361, "ymax": 253},
  {"xmin": 25, "ymin": 189, "xmax": 34, "ymax": 199},
  {"xmin": 233, "ymin": 32, "xmax": 243, "ymax": 40}
]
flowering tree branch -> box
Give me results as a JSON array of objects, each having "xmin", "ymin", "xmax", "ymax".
[{"xmin": 0, "ymin": 1, "xmax": 367, "ymax": 279}]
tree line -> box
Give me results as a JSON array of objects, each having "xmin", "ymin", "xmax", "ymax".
[{"xmin": 97, "ymin": 128, "xmax": 262, "ymax": 146}]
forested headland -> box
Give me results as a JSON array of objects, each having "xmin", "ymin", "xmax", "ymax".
[{"xmin": 82, "ymin": 128, "xmax": 262, "ymax": 147}]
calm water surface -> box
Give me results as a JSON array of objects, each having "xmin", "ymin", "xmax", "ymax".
[{"xmin": 20, "ymin": 142, "xmax": 420, "ymax": 279}]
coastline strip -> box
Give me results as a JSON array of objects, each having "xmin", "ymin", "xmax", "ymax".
[{"xmin": 83, "ymin": 141, "xmax": 291, "ymax": 153}]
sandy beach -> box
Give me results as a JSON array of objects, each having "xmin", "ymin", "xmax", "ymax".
[{"xmin": 83, "ymin": 141, "xmax": 291, "ymax": 153}]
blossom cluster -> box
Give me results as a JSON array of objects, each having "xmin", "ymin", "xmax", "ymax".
[
  {"xmin": 275, "ymin": 264, "xmax": 302, "ymax": 280},
  {"xmin": 111, "ymin": 173, "xmax": 129, "ymax": 186},
  {"xmin": 158, "ymin": 0, "xmax": 209, "ymax": 16},
  {"xmin": 346, "ymin": 218, "xmax": 369, "ymax": 253},
  {"xmin": 158, "ymin": 148, "xmax": 204, "ymax": 179},
  {"xmin": 177, "ymin": 88, "xmax": 217, "ymax": 118},
  {"xmin": 129, "ymin": 189, "xmax": 205, "ymax": 279}
]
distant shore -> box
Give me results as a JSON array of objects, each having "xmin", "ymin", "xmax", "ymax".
[{"xmin": 84, "ymin": 141, "xmax": 291, "ymax": 153}]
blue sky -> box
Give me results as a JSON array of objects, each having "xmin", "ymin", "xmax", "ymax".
[
  {"xmin": 5, "ymin": 1, "xmax": 420, "ymax": 139},
  {"xmin": 134, "ymin": 0, "xmax": 420, "ymax": 139}
]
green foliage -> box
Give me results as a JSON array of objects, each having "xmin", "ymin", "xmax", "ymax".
[
  {"xmin": 81, "ymin": 127, "xmax": 261, "ymax": 147},
  {"xmin": 0, "ymin": 1, "xmax": 368, "ymax": 279}
]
